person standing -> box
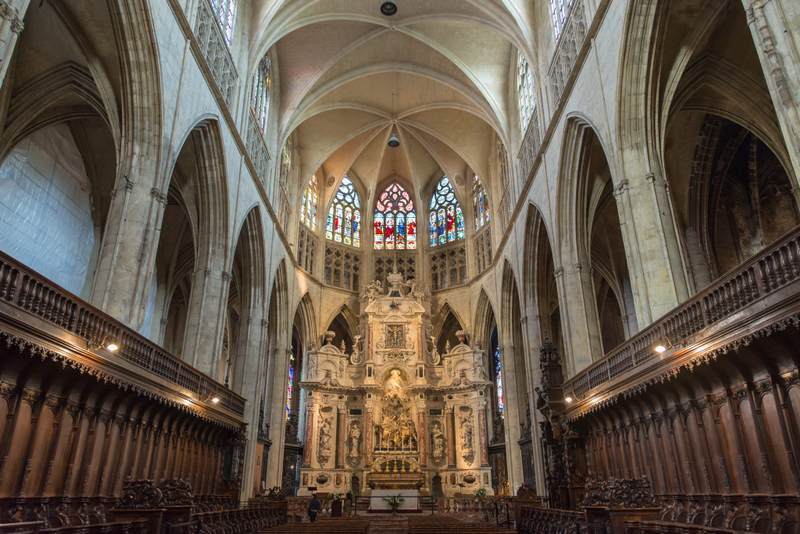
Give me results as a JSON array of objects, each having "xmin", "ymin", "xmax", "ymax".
[{"xmin": 308, "ymin": 494, "xmax": 322, "ymax": 522}]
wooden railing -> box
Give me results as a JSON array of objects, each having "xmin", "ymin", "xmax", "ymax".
[
  {"xmin": 0, "ymin": 520, "xmax": 148, "ymax": 533},
  {"xmin": 518, "ymin": 505, "xmax": 584, "ymax": 534},
  {"xmin": 166, "ymin": 500, "xmax": 287, "ymax": 533},
  {"xmin": 565, "ymin": 226, "xmax": 800, "ymax": 405},
  {"xmin": 0, "ymin": 251, "xmax": 245, "ymax": 417}
]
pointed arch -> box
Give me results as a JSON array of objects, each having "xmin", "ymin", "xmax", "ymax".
[
  {"xmin": 373, "ymin": 180, "xmax": 418, "ymax": 250},
  {"xmin": 293, "ymin": 292, "xmax": 318, "ymax": 349},
  {"xmin": 432, "ymin": 302, "xmax": 465, "ymax": 354},
  {"xmin": 428, "ymin": 175, "xmax": 465, "ymax": 246},
  {"xmin": 227, "ymin": 207, "xmax": 267, "ymax": 393},
  {"xmin": 474, "ymin": 288, "xmax": 498, "ymax": 352}
]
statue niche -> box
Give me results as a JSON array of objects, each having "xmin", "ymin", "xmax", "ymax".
[{"xmin": 375, "ymin": 370, "xmax": 418, "ymax": 451}]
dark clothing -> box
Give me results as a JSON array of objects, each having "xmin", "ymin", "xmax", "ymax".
[{"xmin": 308, "ymin": 497, "xmax": 322, "ymax": 522}]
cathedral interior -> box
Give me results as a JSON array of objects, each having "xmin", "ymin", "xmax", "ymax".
[{"xmin": 0, "ymin": 0, "xmax": 799, "ymax": 533}]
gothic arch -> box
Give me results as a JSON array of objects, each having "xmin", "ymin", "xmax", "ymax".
[
  {"xmin": 293, "ymin": 292, "xmax": 318, "ymax": 350},
  {"xmin": 227, "ymin": 207, "xmax": 267, "ymax": 392},
  {"xmin": 473, "ymin": 288, "xmax": 498, "ymax": 352},
  {"xmin": 522, "ymin": 203, "xmax": 565, "ymax": 361},
  {"xmin": 432, "ymin": 302, "xmax": 465, "ymax": 354}
]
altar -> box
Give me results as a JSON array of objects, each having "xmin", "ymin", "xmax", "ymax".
[
  {"xmin": 297, "ymin": 270, "xmax": 493, "ymax": 497},
  {"xmin": 368, "ymin": 489, "xmax": 420, "ymax": 512}
]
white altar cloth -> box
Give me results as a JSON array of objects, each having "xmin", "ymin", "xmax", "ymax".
[{"xmin": 368, "ymin": 489, "xmax": 420, "ymax": 511}]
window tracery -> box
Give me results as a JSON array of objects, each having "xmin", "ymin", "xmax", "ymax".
[
  {"xmin": 251, "ymin": 56, "xmax": 271, "ymax": 133},
  {"xmin": 472, "ymin": 175, "xmax": 490, "ymax": 231},
  {"xmin": 549, "ymin": 0, "xmax": 574, "ymax": 40},
  {"xmin": 300, "ymin": 175, "xmax": 318, "ymax": 229},
  {"xmin": 325, "ymin": 176, "xmax": 361, "ymax": 248},
  {"xmin": 374, "ymin": 182, "xmax": 417, "ymax": 250},
  {"xmin": 209, "ymin": 0, "xmax": 237, "ymax": 43},
  {"xmin": 429, "ymin": 176, "xmax": 464, "ymax": 247},
  {"xmin": 517, "ymin": 51, "xmax": 536, "ymax": 132}
]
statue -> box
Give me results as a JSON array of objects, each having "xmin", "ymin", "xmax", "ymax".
[
  {"xmin": 349, "ymin": 335, "xmax": 362, "ymax": 364},
  {"xmin": 429, "ymin": 335, "xmax": 441, "ymax": 365},
  {"xmin": 460, "ymin": 414, "xmax": 474, "ymax": 463},
  {"xmin": 318, "ymin": 417, "xmax": 333, "ymax": 465},
  {"xmin": 431, "ymin": 421, "xmax": 446, "ymax": 463},
  {"xmin": 348, "ymin": 422, "xmax": 361, "ymax": 463},
  {"xmin": 385, "ymin": 369, "xmax": 404, "ymax": 397},
  {"xmin": 364, "ymin": 280, "xmax": 384, "ymax": 301}
]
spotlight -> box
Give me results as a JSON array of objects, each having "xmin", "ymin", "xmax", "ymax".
[
  {"xmin": 105, "ymin": 341, "xmax": 120, "ymax": 352},
  {"xmin": 388, "ymin": 132, "xmax": 400, "ymax": 148},
  {"xmin": 211, "ymin": 396, "xmax": 221, "ymax": 404},
  {"xmin": 380, "ymin": 1, "xmax": 398, "ymax": 16},
  {"xmin": 654, "ymin": 344, "xmax": 667, "ymax": 354},
  {"xmin": 564, "ymin": 396, "xmax": 573, "ymax": 404}
]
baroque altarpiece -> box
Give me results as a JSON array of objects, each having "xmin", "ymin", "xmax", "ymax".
[{"xmin": 298, "ymin": 272, "xmax": 493, "ymax": 496}]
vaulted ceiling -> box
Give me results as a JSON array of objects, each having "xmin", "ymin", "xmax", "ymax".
[{"xmin": 249, "ymin": 0, "xmax": 535, "ymax": 202}]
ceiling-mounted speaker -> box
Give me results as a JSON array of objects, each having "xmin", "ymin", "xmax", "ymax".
[
  {"xmin": 388, "ymin": 132, "xmax": 400, "ymax": 148},
  {"xmin": 380, "ymin": 1, "xmax": 398, "ymax": 16}
]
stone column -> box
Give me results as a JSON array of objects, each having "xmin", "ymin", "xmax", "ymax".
[
  {"xmin": 335, "ymin": 406, "xmax": 345, "ymax": 469},
  {"xmin": 182, "ymin": 268, "xmax": 231, "ymax": 376},
  {"xmin": 446, "ymin": 406, "xmax": 456, "ymax": 468},
  {"xmin": 478, "ymin": 403, "xmax": 489, "ymax": 467},
  {"xmin": 613, "ymin": 174, "xmax": 690, "ymax": 324},
  {"xmin": 364, "ymin": 407, "xmax": 373, "ymax": 466},
  {"xmin": 744, "ymin": 0, "xmax": 800, "ymax": 183},
  {"xmin": 91, "ymin": 175, "xmax": 164, "ymax": 329},
  {"xmin": 556, "ymin": 264, "xmax": 602, "ymax": 374},
  {"xmin": 303, "ymin": 400, "xmax": 317, "ymax": 468},
  {"xmin": 417, "ymin": 407, "xmax": 427, "ymax": 467},
  {"xmin": 0, "ymin": 0, "xmax": 28, "ymax": 89}
]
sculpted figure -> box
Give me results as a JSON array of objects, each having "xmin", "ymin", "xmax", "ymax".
[
  {"xmin": 431, "ymin": 421, "xmax": 446, "ymax": 463},
  {"xmin": 318, "ymin": 417, "xmax": 333, "ymax": 465},
  {"xmin": 348, "ymin": 422, "xmax": 361, "ymax": 460}
]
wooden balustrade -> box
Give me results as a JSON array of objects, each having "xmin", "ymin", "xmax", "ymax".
[
  {"xmin": 565, "ymin": 226, "xmax": 800, "ymax": 406},
  {"xmin": 517, "ymin": 504, "xmax": 584, "ymax": 534},
  {"xmin": 166, "ymin": 500, "xmax": 287, "ymax": 533},
  {"xmin": 0, "ymin": 520, "xmax": 148, "ymax": 533},
  {"xmin": 0, "ymin": 250, "xmax": 244, "ymax": 417}
]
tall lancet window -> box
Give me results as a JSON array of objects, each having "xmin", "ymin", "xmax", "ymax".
[
  {"xmin": 429, "ymin": 175, "xmax": 464, "ymax": 246},
  {"xmin": 209, "ymin": 0, "xmax": 237, "ymax": 44},
  {"xmin": 374, "ymin": 182, "xmax": 417, "ymax": 250},
  {"xmin": 300, "ymin": 175, "xmax": 318, "ymax": 229},
  {"xmin": 491, "ymin": 329, "xmax": 504, "ymax": 418},
  {"xmin": 326, "ymin": 176, "xmax": 361, "ymax": 247},
  {"xmin": 251, "ymin": 56, "xmax": 272, "ymax": 132},
  {"xmin": 472, "ymin": 175, "xmax": 490, "ymax": 230},
  {"xmin": 517, "ymin": 51, "xmax": 536, "ymax": 132}
]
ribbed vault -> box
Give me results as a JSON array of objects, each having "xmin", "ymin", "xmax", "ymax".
[{"xmin": 250, "ymin": 0, "xmax": 534, "ymax": 202}]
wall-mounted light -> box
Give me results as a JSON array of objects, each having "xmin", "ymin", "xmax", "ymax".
[
  {"xmin": 564, "ymin": 396, "xmax": 573, "ymax": 404},
  {"xmin": 210, "ymin": 396, "xmax": 221, "ymax": 404},
  {"xmin": 654, "ymin": 344, "xmax": 667, "ymax": 354},
  {"xmin": 105, "ymin": 341, "xmax": 120, "ymax": 352}
]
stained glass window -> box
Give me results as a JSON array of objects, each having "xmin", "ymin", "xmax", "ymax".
[
  {"xmin": 517, "ymin": 51, "xmax": 536, "ymax": 132},
  {"xmin": 428, "ymin": 176, "xmax": 464, "ymax": 246},
  {"xmin": 494, "ymin": 344, "xmax": 504, "ymax": 416},
  {"xmin": 472, "ymin": 175, "xmax": 490, "ymax": 230},
  {"xmin": 251, "ymin": 56, "xmax": 271, "ymax": 133},
  {"xmin": 300, "ymin": 175, "xmax": 318, "ymax": 229},
  {"xmin": 286, "ymin": 352, "xmax": 295, "ymax": 418},
  {"xmin": 549, "ymin": 0, "xmax": 575, "ymax": 40},
  {"xmin": 374, "ymin": 182, "xmax": 417, "ymax": 250},
  {"xmin": 209, "ymin": 0, "xmax": 237, "ymax": 44},
  {"xmin": 325, "ymin": 176, "xmax": 361, "ymax": 247}
]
